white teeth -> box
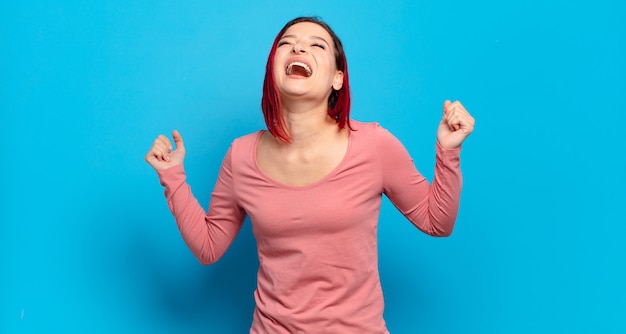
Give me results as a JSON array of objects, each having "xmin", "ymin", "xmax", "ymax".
[{"xmin": 286, "ymin": 62, "xmax": 312, "ymax": 76}]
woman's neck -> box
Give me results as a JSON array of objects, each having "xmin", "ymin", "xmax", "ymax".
[{"xmin": 280, "ymin": 102, "xmax": 336, "ymax": 148}]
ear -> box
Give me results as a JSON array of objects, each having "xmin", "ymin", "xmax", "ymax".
[{"xmin": 332, "ymin": 71, "xmax": 344, "ymax": 90}]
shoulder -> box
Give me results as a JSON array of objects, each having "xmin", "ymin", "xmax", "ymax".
[
  {"xmin": 351, "ymin": 119, "xmax": 412, "ymax": 161},
  {"xmin": 223, "ymin": 130, "xmax": 263, "ymax": 167},
  {"xmin": 349, "ymin": 119, "xmax": 386, "ymax": 140},
  {"xmin": 350, "ymin": 119, "xmax": 401, "ymax": 145},
  {"xmin": 232, "ymin": 130, "xmax": 263, "ymax": 147},
  {"xmin": 230, "ymin": 130, "xmax": 264, "ymax": 154},
  {"xmin": 349, "ymin": 119, "xmax": 379, "ymax": 132}
]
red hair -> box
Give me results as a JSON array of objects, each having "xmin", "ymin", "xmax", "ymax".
[{"xmin": 261, "ymin": 17, "xmax": 351, "ymax": 143}]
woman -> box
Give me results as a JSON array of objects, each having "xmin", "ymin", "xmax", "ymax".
[{"xmin": 146, "ymin": 16, "xmax": 474, "ymax": 334}]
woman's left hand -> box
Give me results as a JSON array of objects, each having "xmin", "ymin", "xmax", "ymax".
[{"xmin": 437, "ymin": 100, "xmax": 475, "ymax": 149}]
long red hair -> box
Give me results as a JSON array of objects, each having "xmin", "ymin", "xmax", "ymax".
[{"xmin": 261, "ymin": 17, "xmax": 352, "ymax": 143}]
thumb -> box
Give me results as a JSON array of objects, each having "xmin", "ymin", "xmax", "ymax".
[
  {"xmin": 172, "ymin": 130, "xmax": 185, "ymax": 150},
  {"xmin": 443, "ymin": 100, "xmax": 452, "ymax": 114}
]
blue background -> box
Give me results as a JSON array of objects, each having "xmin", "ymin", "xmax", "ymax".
[{"xmin": 2, "ymin": 0, "xmax": 625, "ymax": 333}]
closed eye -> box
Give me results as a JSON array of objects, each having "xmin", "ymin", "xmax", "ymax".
[
  {"xmin": 312, "ymin": 43, "xmax": 326, "ymax": 50},
  {"xmin": 277, "ymin": 40, "xmax": 291, "ymax": 47}
]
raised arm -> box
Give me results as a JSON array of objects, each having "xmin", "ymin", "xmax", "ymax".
[
  {"xmin": 381, "ymin": 100, "xmax": 474, "ymax": 236},
  {"xmin": 146, "ymin": 131, "xmax": 246, "ymax": 264}
]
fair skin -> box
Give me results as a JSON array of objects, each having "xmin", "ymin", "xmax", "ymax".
[
  {"xmin": 145, "ymin": 22, "xmax": 475, "ymax": 185},
  {"xmin": 256, "ymin": 22, "xmax": 348, "ymax": 187}
]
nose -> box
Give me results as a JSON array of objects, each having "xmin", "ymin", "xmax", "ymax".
[{"xmin": 292, "ymin": 43, "xmax": 307, "ymax": 54}]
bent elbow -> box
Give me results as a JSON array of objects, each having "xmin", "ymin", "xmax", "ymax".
[
  {"xmin": 427, "ymin": 212, "xmax": 457, "ymax": 237},
  {"xmin": 428, "ymin": 220, "xmax": 456, "ymax": 237},
  {"xmin": 197, "ymin": 251, "xmax": 221, "ymax": 266},
  {"xmin": 199, "ymin": 257, "xmax": 218, "ymax": 266},
  {"xmin": 433, "ymin": 228, "xmax": 454, "ymax": 237},
  {"xmin": 199, "ymin": 259, "xmax": 212, "ymax": 266}
]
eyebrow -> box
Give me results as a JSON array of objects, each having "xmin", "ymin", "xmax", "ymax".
[{"xmin": 280, "ymin": 34, "xmax": 330, "ymax": 45}]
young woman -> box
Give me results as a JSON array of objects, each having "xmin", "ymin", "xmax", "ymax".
[{"xmin": 146, "ymin": 16, "xmax": 475, "ymax": 334}]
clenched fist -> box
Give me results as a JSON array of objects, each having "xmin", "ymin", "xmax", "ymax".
[
  {"xmin": 145, "ymin": 130, "xmax": 186, "ymax": 171},
  {"xmin": 437, "ymin": 100, "xmax": 475, "ymax": 149}
]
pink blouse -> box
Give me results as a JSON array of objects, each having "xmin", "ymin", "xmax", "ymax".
[{"xmin": 157, "ymin": 121, "xmax": 463, "ymax": 333}]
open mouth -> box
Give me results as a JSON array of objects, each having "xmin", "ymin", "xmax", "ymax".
[{"xmin": 286, "ymin": 62, "xmax": 312, "ymax": 77}]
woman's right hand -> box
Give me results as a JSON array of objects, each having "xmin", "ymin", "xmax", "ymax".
[{"xmin": 145, "ymin": 130, "xmax": 186, "ymax": 171}]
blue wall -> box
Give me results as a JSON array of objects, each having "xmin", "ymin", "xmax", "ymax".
[{"xmin": 2, "ymin": 1, "xmax": 625, "ymax": 333}]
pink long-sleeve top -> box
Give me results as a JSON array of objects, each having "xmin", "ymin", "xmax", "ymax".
[{"xmin": 157, "ymin": 121, "xmax": 462, "ymax": 333}]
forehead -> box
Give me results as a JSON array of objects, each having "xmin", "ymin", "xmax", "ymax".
[{"xmin": 281, "ymin": 22, "xmax": 332, "ymax": 41}]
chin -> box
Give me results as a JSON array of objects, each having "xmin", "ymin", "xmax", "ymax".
[{"xmin": 279, "ymin": 82, "xmax": 313, "ymax": 96}]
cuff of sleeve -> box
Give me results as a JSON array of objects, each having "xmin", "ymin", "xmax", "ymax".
[
  {"xmin": 157, "ymin": 164, "xmax": 186, "ymax": 188},
  {"xmin": 436, "ymin": 141, "xmax": 462, "ymax": 156}
]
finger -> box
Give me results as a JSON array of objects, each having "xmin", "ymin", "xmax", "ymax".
[
  {"xmin": 447, "ymin": 117, "xmax": 460, "ymax": 132},
  {"xmin": 450, "ymin": 100, "xmax": 462, "ymax": 108},
  {"xmin": 452, "ymin": 101, "xmax": 469, "ymax": 115},
  {"xmin": 449, "ymin": 114, "xmax": 474, "ymax": 133},
  {"xmin": 157, "ymin": 135, "xmax": 173, "ymax": 151},
  {"xmin": 151, "ymin": 138, "xmax": 172, "ymax": 161},
  {"xmin": 446, "ymin": 111, "xmax": 463, "ymax": 131},
  {"xmin": 172, "ymin": 130, "xmax": 184, "ymax": 150},
  {"xmin": 447, "ymin": 105, "xmax": 470, "ymax": 122},
  {"xmin": 150, "ymin": 146, "xmax": 170, "ymax": 162},
  {"xmin": 443, "ymin": 100, "xmax": 452, "ymax": 114},
  {"xmin": 145, "ymin": 148, "xmax": 162, "ymax": 164},
  {"xmin": 145, "ymin": 151, "xmax": 157, "ymax": 163}
]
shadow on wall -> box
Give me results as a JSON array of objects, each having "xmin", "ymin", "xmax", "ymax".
[
  {"xmin": 81, "ymin": 205, "xmax": 259, "ymax": 333},
  {"xmin": 147, "ymin": 224, "xmax": 258, "ymax": 331}
]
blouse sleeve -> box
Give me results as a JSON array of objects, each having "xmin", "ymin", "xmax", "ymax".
[
  {"xmin": 157, "ymin": 146, "xmax": 246, "ymax": 264},
  {"xmin": 378, "ymin": 125, "xmax": 462, "ymax": 236}
]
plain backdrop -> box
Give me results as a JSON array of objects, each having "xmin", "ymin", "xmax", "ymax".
[{"xmin": 2, "ymin": 0, "xmax": 625, "ymax": 333}]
